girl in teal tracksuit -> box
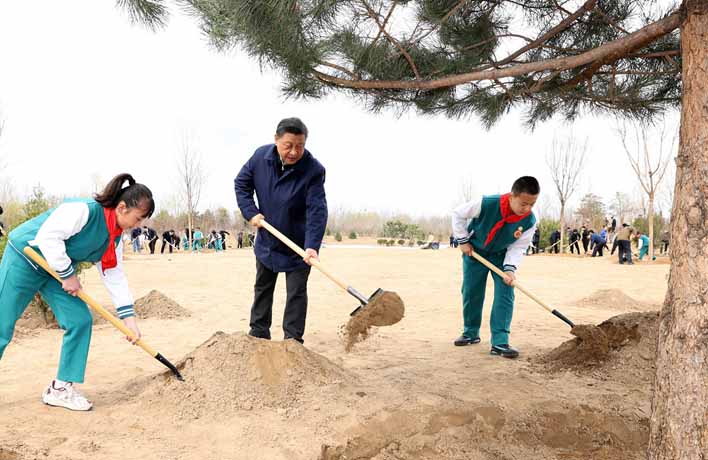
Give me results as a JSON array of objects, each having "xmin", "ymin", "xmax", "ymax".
[
  {"xmin": 451, "ymin": 176, "xmax": 540, "ymax": 359},
  {"xmin": 0, "ymin": 173, "xmax": 154, "ymax": 411}
]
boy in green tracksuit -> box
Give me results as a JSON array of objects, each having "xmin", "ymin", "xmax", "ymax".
[
  {"xmin": 0, "ymin": 173, "xmax": 154, "ymax": 411},
  {"xmin": 451, "ymin": 176, "xmax": 539, "ymax": 359}
]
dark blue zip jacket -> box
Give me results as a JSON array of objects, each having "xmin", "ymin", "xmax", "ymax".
[{"xmin": 235, "ymin": 144, "xmax": 328, "ymax": 272}]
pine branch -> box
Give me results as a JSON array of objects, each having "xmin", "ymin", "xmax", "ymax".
[
  {"xmin": 312, "ymin": 11, "xmax": 681, "ymax": 90},
  {"xmin": 116, "ymin": 0, "xmax": 168, "ymax": 29}
]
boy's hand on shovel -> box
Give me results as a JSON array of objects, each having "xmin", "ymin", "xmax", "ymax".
[
  {"xmin": 502, "ymin": 271, "xmax": 516, "ymax": 286},
  {"xmin": 122, "ymin": 316, "xmax": 142, "ymax": 345},
  {"xmin": 459, "ymin": 243, "xmax": 475, "ymax": 257}
]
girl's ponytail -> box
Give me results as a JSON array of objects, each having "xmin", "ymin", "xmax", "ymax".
[{"xmin": 95, "ymin": 173, "xmax": 155, "ymax": 218}]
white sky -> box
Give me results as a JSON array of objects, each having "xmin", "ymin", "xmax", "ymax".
[{"xmin": 0, "ymin": 1, "xmax": 679, "ymax": 218}]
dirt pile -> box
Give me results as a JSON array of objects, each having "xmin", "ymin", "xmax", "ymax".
[
  {"xmin": 0, "ymin": 447, "xmax": 19, "ymax": 460},
  {"xmin": 342, "ymin": 291, "xmax": 405, "ymax": 351},
  {"xmin": 320, "ymin": 403, "xmax": 648, "ymax": 460},
  {"xmin": 130, "ymin": 332, "xmax": 355, "ymax": 419},
  {"xmin": 91, "ymin": 290, "xmax": 189, "ymax": 324},
  {"xmin": 133, "ymin": 290, "xmax": 190, "ymax": 320},
  {"xmin": 537, "ymin": 311, "xmax": 659, "ymax": 384},
  {"xmin": 574, "ymin": 289, "xmax": 657, "ymax": 311}
]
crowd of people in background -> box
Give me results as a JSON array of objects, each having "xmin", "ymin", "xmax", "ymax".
[
  {"xmin": 537, "ymin": 215, "xmax": 669, "ymax": 264},
  {"xmin": 126, "ymin": 226, "xmax": 255, "ymax": 254}
]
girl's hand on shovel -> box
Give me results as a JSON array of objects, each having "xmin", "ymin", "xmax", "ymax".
[
  {"xmin": 122, "ymin": 316, "xmax": 142, "ymax": 345},
  {"xmin": 61, "ymin": 275, "xmax": 82, "ymax": 297}
]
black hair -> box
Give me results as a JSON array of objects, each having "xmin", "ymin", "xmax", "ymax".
[
  {"xmin": 511, "ymin": 176, "xmax": 540, "ymax": 195},
  {"xmin": 94, "ymin": 173, "xmax": 155, "ymax": 218},
  {"xmin": 275, "ymin": 117, "xmax": 308, "ymax": 138},
  {"xmin": 0, "ymin": 205, "xmax": 3, "ymax": 215}
]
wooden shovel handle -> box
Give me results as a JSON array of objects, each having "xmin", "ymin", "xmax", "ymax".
[
  {"xmin": 469, "ymin": 250, "xmax": 554, "ymax": 314},
  {"xmin": 259, "ymin": 219, "xmax": 349, "ymax": 292},
  {"xmin": 23, "ymin": 247, "xmax": 158, "ymax": 357}
]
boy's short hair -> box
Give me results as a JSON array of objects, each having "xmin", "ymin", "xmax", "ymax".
[{"xmin": 511, "ymin": 176, "xmax": 540, "ymax": 195}]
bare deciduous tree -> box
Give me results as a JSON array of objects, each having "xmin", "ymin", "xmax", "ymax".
[
  {"xmin": 618, "ymin": 121, "xmax": 675, "ymax": 259},
  {"xmin": 610, "ymin": 192, "xmax": 640, "ymax": 226},
  {"xmin": 457, "ymin": 174, "xmax": 477, "ymax": 204},
  {"xmin": 546, "ymin": 136, "xmax": 587, "ymax": 253},
  {"xmin": 176, "ymin": 134, "xmax": 207, "ymax": 252}
]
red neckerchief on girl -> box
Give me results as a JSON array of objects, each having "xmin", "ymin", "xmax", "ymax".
[
  {"xmin": 101, "ymin": 207, "xmax": 123, "ymax": 273},
  {"xmin": 483, "ymin": 193, "xmax": 531, "ymax": 248}
]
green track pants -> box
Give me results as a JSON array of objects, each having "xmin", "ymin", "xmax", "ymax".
[
  {"xmin": 461, "ymin": 252, "xmax": 515, "ymax": 346},
  {"xmin": 0, "ymin": 246, "xmax": 93, "ymax": 383}
]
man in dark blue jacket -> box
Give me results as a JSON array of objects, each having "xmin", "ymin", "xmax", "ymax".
[{"xmin": 234, "ymin": 117, "xmax": 328, "ymax": 343}]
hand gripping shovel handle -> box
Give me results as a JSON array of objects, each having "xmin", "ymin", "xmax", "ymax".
[
  {"xmin": 468, "ymin": 251, "xmax": 575, "ymax": 328},
  {"xmin": 23, "ymin": 247, "xmax": 184, "ymax": 381},
  {"xmin": 259, "ymin": 220, "xmax": 371, "ymax": 307}
]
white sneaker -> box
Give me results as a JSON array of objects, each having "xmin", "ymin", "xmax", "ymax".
[{"xmin": 42, "ymin": 381, "xmax": 93, "ymax": 411}]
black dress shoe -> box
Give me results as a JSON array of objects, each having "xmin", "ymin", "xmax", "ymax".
[
  {"xmin": 454, "ymin": 335, "xmax": 481, "ymax": 346},
  {"xmin": 490, "ymin": 344, "xmax": 519, "ymax": 359}
]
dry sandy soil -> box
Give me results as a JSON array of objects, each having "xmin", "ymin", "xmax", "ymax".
[{"xmin": 0, "ymin": 244, "xmax": 669, "ymax": 460}]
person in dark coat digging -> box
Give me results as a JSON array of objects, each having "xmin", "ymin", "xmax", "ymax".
[{"xmin": 234, "ymin": 117, "xmax": 328, "ymax": 344}]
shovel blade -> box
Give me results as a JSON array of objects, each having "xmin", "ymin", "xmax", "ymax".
[{"xmin": 349, "ymin": 288, "xmax": 384, "ymax": 316}]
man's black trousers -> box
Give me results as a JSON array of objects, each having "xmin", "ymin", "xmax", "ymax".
[{"xmin": 249, "ymin": 259, "xmax": 311, "ymax": 343}]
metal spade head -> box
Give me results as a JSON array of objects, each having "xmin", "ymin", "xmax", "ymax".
[{"xmin": 349, "ymin": 288, "xmax": 384, "ymax": 316}]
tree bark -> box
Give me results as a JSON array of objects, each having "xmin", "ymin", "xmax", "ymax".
[
  {"xmin": 648, "ymin": 2, "xmax": 708, "ymax": 459},
  {"xmin": 649, "ymin": 194, "xmax": 655, "ymax": 260},
  {"xmin": 559, "ymin": 202, "xmax": 566, "ymax": 254},
  {"xmin": 188, "ymin": 213, "xmax": 193, "ymax": 253}
]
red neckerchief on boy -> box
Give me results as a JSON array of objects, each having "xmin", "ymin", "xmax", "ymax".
[
  {"xmin": 101, "ymin": 207, "xmax": 123, "ymax": 273},
  {"xmin": 483, "ymin": 193, "xmax": 531, "ymax": 248}
]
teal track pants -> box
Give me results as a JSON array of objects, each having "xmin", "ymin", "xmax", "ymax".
[
  {"xmin": 461, "ymin": 252, "xmax": 515, "ymax": 346},
  {"xmin": 0, "ymin": 247, "xmax": 93, "ymax": 383}
]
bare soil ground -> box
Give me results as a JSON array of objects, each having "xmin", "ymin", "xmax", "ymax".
[{"xmin": 0, "ymin": 247, "xmax": 669, "ymax": 460}]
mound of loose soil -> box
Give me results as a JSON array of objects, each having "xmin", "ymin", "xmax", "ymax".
[
  {"xmin": 133, "ymin": 290, "xmax": 190, "ymax": 320},
  {"xmin": 0, "ymin": 448, "xmax": 20, "ymax": 460},
  {"xmin": 130, "ymin": 332, "xmax": 355, "ymax": 419},
  {"xmin": 574, "ymin": 289, "xmax": 657, "ymax": 311},
  {"xmin": 320, "ymin": 402, "xmax": 648, "ymax": 460},
  {"xmin": 537, "ymin": 311, "xmax": 659, "ymax": 384},
  {"xmin": 91, "ymin": 291, "xmax": 189, "ymax": 325},
  {"xmin": 341, "ymin": 291, "xmax": 405, "ymax": 352}
]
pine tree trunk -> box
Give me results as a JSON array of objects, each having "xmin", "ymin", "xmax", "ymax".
[
  {"xmin": 647, "ymin": 2, "xmax": 708, "ymax": 458},
  {"xmin": 648, "ymin": 194, "xmax": 655, "ymax": 259},
  {"xmin": 559, "ymin": 202, "xmax": 566, "ymax": 253}
]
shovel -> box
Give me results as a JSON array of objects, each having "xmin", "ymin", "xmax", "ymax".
[
  {"xmin": 468, "ymin": 250, "xmax": 575, "ymax": 328},
  {"xmin": 23, "ymin": 247, "xmax": 184, "ymax": 381},
  {"xmin": 259, "ymin": 219, "xmax": 383, "ymax": 316}
]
